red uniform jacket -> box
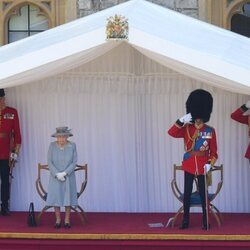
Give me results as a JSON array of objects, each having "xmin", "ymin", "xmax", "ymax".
[
  {"xmin": 0, "ymin": 106, "xmax": 21, "ymax": 159},
  {"xmin": 168, "ymin": 122, "xmax": 218, "ymax": 175},
  {"xmin": 231, "ymin": 105, "xmax": 250, "ymax": 159}
]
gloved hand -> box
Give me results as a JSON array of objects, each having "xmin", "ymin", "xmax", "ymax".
[
  {"xmin": 204, "ymin": 164, "xmax": 211, "ymax": 173},
  {"xmin": 60, "ymin": 172, "xmax": 67, "ymax": 178},
  {"xmin": 179, "ymin": 113, "xmax": 192, "ymax": 124},
  {"xmin": 246, "ymin": 100, "xmax": 250, "ymax": 109},
  {"xmin": 58, "ymin": 176, "xmax": 65, "ymax": 182},
  {"xmin": 10, "ymin": 152, "xmax": 18, "ymax": 161},
  {"xmin": 56, "ymin": 172, "xmax": 67, "ymax": 181}
]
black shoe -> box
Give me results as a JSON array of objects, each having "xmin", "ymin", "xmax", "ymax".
[
  {"xmin": 179, "ymin": 220, "xmax": 189, "ymax": 229},
  {"xmin": 202, "ymin": 214, "xmax": 210, "ymax": 230},
  {"xmin": 1, "ymin": 208, "xmax": 10, "ymax": 216},
  {"xmin": 54, "ymin": 222, "xmax": 61, "ymax": 229},
  {"xmin": 202, "ymin": 223, "xmax": 210, "ymax": 230},
  {"xmin": 64, "ymin": 223, "xmax": 71, "ymax": 229}
]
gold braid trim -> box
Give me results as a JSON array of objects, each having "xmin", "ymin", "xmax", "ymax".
[
  {"xmin": 209, "ymin": 157, "xmax": 217, "ymax": 166},
  {"xmin": 14, "ymin": 144, "xmax": 21, "ymax": 155},
  {"xmin": 185, "ymin": 125, "xmax": 199, "ymax": 152}
]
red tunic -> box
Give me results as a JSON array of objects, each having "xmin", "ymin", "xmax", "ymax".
[
  {"xmin": 231, "ymin": 106, "xmax": 250, "ymax": 159},
  {"xmin": 0, "ymin": 106, "xmax": 21, "ymax": 159},
  {"xmin": 168, "ymin": 122, "xmax": 218, "ymax": 175}
]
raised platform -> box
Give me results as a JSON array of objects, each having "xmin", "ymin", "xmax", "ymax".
[{"xmin": 0, "ymin": 212, "xmax": 250, "ymax": 249}]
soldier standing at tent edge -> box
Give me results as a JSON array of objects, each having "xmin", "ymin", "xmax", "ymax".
[
  {"xmin": 231, "ymin": 101, "xmax": 250, "ymax": 159},
  {"xmin": 0, "ymin": 88, "xmax": 21, "ymax": 215},
  {"xmin": 168, "ymin": 89, "xmax": 218, "ymax": 230}
]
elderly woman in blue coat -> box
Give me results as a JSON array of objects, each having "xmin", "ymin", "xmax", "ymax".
[{"xmin": 47, "ymin": 126, "xmax": 78, "ymax": 229}]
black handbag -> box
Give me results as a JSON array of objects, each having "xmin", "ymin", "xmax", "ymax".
[{"xmin": 27, "ymin": 202, "xmax": 37, "ymax": 227}]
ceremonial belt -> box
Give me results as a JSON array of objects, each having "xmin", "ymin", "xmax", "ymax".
[
  {"xmin": 189, "ymin": 151, "xmax": 208, "ymax": 157},
  {"xmin": 0, "ymin": 133, "xmax": 8, "ymax": 138}
]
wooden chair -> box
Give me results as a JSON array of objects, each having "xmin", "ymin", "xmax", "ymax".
[
  {"xmin": 170, "ymin": 164, "xmax": 223, "ymax": 227},
  {"xmin": 35, "ymin": 163, "xmax": 88, "ymax": 225}
]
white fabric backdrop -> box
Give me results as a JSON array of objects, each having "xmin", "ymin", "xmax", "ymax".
[{"xmin": 6, "ymin": 44, "xmax": 250, "ymax": 213}]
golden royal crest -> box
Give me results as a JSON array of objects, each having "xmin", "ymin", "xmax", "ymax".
[{"xmin": 106, "ymin": 14, "xmax": 129, "ymax": 40}]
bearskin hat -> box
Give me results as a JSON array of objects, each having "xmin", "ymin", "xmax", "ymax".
[{"xmin": 186, "ymin": 89, "xmax": 213, "ymax": 123}]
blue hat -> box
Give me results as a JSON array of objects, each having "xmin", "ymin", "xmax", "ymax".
[{"xmin": 51, "ymin": 126, "xmax": 73, "ymax": 137}]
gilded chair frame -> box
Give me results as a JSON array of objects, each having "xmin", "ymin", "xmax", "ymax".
[
  {"xmin": 35, "ymin": 163, "xmax": 88, "ymax": 225},
  {"xmin": 171, "ymin": 164, "xmax": 223, "ymax": 227}
]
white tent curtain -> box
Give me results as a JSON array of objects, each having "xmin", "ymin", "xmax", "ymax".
[{"xmin": 6, "ymin": 44, "xmax": 250, "ymax": 213}]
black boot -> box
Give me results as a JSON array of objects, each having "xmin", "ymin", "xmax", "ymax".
[
  {"xmin": 179, "ymin": 219, "xmax": 189, "ymax": 229},
  {"xmin": 202, "ymin": 222, "xmax": 210, "ymax": 230},
  {"xmin": 1, "ymin": 207, "xmax": 10, "ymax": 216},
  {"xmin": 1, "ymin": 204, "xmax": 10, "ymax": 216}
]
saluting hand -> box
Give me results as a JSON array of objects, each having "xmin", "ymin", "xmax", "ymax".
[
  {"xmin": 246, "ymin": 100, "xmax": 250, "ymax": 109},
  {"xmin": 179, "ymin": 113, "xmax": 192, "ymax": 124}
]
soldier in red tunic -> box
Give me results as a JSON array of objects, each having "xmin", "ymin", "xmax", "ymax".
[
  {"xmin": 0, "ymin": 89, "xmax": 21, "ymax": 215},
  {"xmin": 168, "ymin": 89, "xmax": 218, "ymax": 230},
  {"xmin": 231, "ymin": 101, "xmax": 250, "ymax": 159}
]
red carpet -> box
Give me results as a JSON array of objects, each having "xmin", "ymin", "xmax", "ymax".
[{"xmin": 0, "ymin": 212, "xmax": 250, "ymax": 249}]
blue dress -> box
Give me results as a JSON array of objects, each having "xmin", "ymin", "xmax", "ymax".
[{"xmin": 46, "ymin": 141, "xmax": 78, "ymax": 206}]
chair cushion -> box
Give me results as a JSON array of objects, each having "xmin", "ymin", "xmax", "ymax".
[{"xmin": 179, "ymin": 192, "xmax": 214, "ymax": 205}]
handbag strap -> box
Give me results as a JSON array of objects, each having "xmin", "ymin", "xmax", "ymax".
[{"xmin": 29, "ymin": 202, "xmax": 34, "ymax": 213}]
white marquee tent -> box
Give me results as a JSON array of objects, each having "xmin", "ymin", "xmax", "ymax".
[
  {"xmin": 0, "ymin": 0, "xmax": 250, "ymax": 213},
  {"xmin": 1, "ymin": 0, "xmax": 250, "ymax": 93}
]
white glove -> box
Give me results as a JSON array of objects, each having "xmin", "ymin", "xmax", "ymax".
[
  {"xmin": 179, "ymin": 113, "xmax": 192, "ymax": 124},
  {"xmin": 60, "ymin": 171, "xmax": 67, "ymax": 177},
  {"xmin": 56, "ymin": 172, "xmax": 67, "ymax": 181},
  {"xmin": 246, "ymin": 100, "xmax": 250, "ymax": 109},
  {"xmin": 10, "ymin": 152, "xmax": 18, "ymax": 161},
  {"xmin": 58, "ymin": 176, "xmax": 65, "ymax": 182},
  {"xmin": 204, "ymin": 164, "xmax": 211, "ymax": 173}
]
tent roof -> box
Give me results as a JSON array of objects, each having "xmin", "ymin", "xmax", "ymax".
[{"xmin": 0, "ymin": 0, "xmax": 249, "ymax": 94}]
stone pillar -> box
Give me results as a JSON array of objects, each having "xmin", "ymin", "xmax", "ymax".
[{"xmin": 198, "ymin": 0, "xmax": 212, "ymax": 22}]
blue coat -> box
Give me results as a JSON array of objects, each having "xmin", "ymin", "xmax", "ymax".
[{"xmin": 46, "ymin": 141, "xmax": 78, "ymax": 206}]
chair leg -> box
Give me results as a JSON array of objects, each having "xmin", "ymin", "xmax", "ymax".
[
  {"xmin": 171, "ymin": 206, "xmax": 184, "ymax": 228},
  {"xmin": 210, "ymin": 204, "xmax": 223, "ymax": 223},
  {"xmin": 37, "ymin": 206, "xmax": 87, "ymax": 226},
  {"xmin": 76, "ymin": 205, "xmax": 88, "ymax": 223},
  {"xmin": 37, "ymin": 206, "xmax": 53, "ymax": 224},
  {"xmin": 210, "ymin": 204, "xmax": 221, "ymax": 227},
  {"xmin": 70, "ymin": 205, "xmax": 87, "ymax": 225},
  {"xmin": 171, "ymin": 204, "xmax": 222, "ymax": 228}
]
